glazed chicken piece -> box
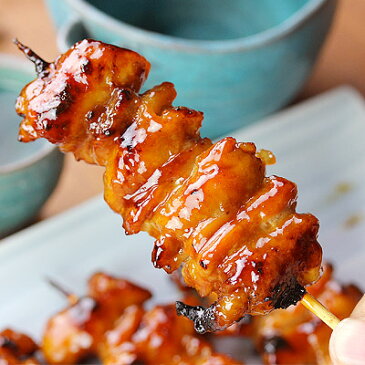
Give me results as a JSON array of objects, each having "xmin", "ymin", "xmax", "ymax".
[
  {"xmin": 214, "ymin": 317, "xmax": 254, "ymax": 338},
  {"xmin": 0, "ymin": 328, "xmax": 39, "ymax": 364},
  {"xmin": 42, "ymin": 272, "xmax": 151, "ymax": 364},
  {"xmin": 170, "ymin": 270, "xmax": 254, "ymax": 338},
  {"xmin": 253, "ymin": 263, "xmax": 362, "ymax": 365},
  {"xmin": 16, "ymin": 39, "xmax": 322, "ymax": 332},
  {"xmin": 99, "ymin": 304, "xmax": 242, "ymax": 365}
]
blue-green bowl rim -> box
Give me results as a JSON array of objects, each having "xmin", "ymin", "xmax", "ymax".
[
  {"xmin": 66, "ymin": 0, "xmax": 332, "ymax": 53},
  {"xmin": 0, "ymin": 54, "xmax": 58, "ymax": 175}
]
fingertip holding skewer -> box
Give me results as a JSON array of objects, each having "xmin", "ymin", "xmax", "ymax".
[{"xmin": 301, "ymin": 291, "xmax": 340, "ymax": 330}]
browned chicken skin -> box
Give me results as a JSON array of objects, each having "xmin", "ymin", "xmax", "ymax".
[
  {"xmin": 42, "ymin": 272, "xmax": 244, "ymax": 364},
  {"xmin": 42, "ymin": 272, "xmax": 151, "ymax": 364},
  {"xmin": 0, "ymin": 329, "xmax": 39, "ymax": 364},
  {"xmin": 251, "ymin": 263, "xmax": 362, "ymax": 364},
  {"xmin": 2, "ymin": 266, "xmax": 359, "ymax": 364},
  {"xmin": 16, "ymin": 39, "xmax": 322, "ymax": 333},
  {"xmin": 100, "ymin": 304, "xmax": 242, "ymax": 365}
]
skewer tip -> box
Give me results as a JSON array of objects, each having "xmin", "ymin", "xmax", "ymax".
[
  {"xmin": 13, "ymin": 39, "xmax": 49, "ymax": 76},
  {"xmin": 45, "ymin": 277, "xmax": 79, "ymax": 305}
]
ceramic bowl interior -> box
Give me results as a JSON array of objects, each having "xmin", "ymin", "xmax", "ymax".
[
  {"xmin": 0, "ymin": 58, "xmax": 53, "ymax": 173},
  {"xmin": 86, "ymin": 0, "xmax": 310, "ymax": 41},
  {"xmin": 55, "ymin": 0, "xmax": 335, "ymax": 138}
]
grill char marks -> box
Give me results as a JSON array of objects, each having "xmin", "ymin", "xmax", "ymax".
[{"xmin": 16, "ymin": 39, "xmax": 323, "ymax": 332}]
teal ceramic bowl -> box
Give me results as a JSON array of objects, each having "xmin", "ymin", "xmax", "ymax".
[
  {"xmin": 0, "ymin": 55, "xmax": 64, "ymax": 237},
  {"xmin": 47, "ymin": 0, "xmax": 337, "ymax": 138}
]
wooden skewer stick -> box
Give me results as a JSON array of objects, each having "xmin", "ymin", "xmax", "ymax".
[
  {"xmin": 46, "ymin": 277, "xmax": 79, "ymax": 306},
  {"xmin": 301, "ymin": 292, "xmax": 340, "ymax": 330},
  {"xmin": 13, "ymin": 39, "xmax": 49, "ymax": 76}
]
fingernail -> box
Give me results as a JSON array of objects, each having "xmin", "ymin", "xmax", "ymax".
[{"xmin": 330, "ymin": 318, "xmax": 365, "ymax": 365}]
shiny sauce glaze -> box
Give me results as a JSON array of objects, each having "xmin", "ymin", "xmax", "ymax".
[
  {"xmin": 100, "ymin": 304, "xmax": 242, "ymax": 365},
  {"xmin": 16, "ymin": 39, "xmax": 322, "ymax": 333},
  {"xmin": 42, "ymin": 272, "xmax": 151, "ymax": 364},
  {"xmin": 0, "ymin": 328, "xmax": 39, "ymax": 364}
]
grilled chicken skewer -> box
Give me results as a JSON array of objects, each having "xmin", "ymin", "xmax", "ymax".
[
  {"xmin": 0, "ymin": 329, "xmax": 39, "ymax": 364},
  {"xmin": 15, "ymin": 39, "xmax": 329, "ymax": 333},
  {"xmin": 42, "ymin": 273, "xmax": 151, "ymax": 364},
  {"xmin": 100, "ymin": 303, "xmax": 243, "ymax": 365},
  {"xmin": 44, "ymin": 274, "xmax": 243, "ymax": 364}
]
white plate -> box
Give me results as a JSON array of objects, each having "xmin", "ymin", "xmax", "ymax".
[{"xmin": 0, "ymin": 86, "xmax": 364, "ymax": 363}]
